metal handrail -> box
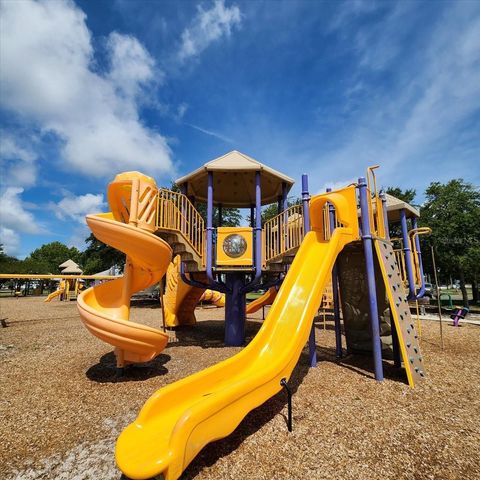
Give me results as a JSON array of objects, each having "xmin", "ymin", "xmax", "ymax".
[{"xmin": 156, "ymin": 189, "xmax": 205, "ymax": 259}]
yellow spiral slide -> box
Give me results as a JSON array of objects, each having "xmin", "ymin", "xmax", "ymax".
[
  {"xmin": 116, "ymin": 186, "xmax": 360, "ymax": 480},
  {"xmin": 77, "ymin": 173, "xmax": 172, "ymax": 368}
]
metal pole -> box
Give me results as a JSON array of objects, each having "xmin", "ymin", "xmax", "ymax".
[
  {"xmin": 327, "ymin": 187, "xmax": 342, "ymax": 359},
  {"xmin": 400, "ymin": 209, "xmax": 416, "ymax": 300},
  {"xmin": 302, "ymin": 174, "xmax": 316, "ymax": 368},
  {"xmin": 412, "ymin": 217, "xmax": 427, "ymax": 297},
  {"xmin": 253, "ymin": 171, "xmax": 262, "ymax": 282},
  {"xmin": 250, "ymin": 205, "xmax": 255, "ymax": 228},
  {"xmin": 206, "ymin": 171, "xmax": 215, "ymax": 285},
  {"xmin": 358, "ymin": 177, "xmax": 384, "ymax": 382},
  {"xmin": 380, "ymin": 191, "xmax": 390, "ymax": 240},
  {"xmin": 431, "ymin": 245, "xmax": 444, "ymax": 350},
  {"xmin": 282, "ymin": 182, "xmax": 288, "ymax": 251}
]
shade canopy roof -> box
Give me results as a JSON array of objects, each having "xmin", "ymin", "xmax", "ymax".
[
  {"xmin": 61, "ymin": 266, "xmax": 83, "ymax": 274},
  {"xmin": 58, "ymin": 259, "xmax": 79, "ymax": 269},
  {"xmin": 384, "ymin": 193, "xmax": 419, "ymax": 222},
  {"xmin": 175, "ymin": 150, "xmax": 295, "ymax": 207}
]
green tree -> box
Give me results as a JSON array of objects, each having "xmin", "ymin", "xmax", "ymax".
[
  {"xmin": 194, "ymin": 203, "xmax": 242, "ymax": 227},
  {"xmin": 27, "ymin": 242, "xmax": 81, "ymax": 273},
  {"xmin": 385, "ymin": 187, "xmax": 417, "ymax": 205},
  {"xmin": 419, "ymin": 179, "xmax": 480, "ymax": 306},
  {"xmin": 81, "ymin": 234, "xmax": 125, "ymax": 275},
  {"xmin": 248, "ymin": 197, "xmax": 302, "ymax": 226},
  {"xmin": 384, "ymin": 187, "xmax": 417, "ymax": 239}
]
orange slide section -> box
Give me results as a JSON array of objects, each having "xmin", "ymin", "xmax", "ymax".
[
  {"xmin": 77, "ymin": 173, "xmax": 172, "ymax": 368},
  {"xmin": 246, "ymin": 286, "xmax": 277, "ymax": 314},
  {"xmin": 163, "ymin": 256, "xmax": 206, "ymax": 327},
  {"xmin": 163, "ymin": 256, "xmax": 226, "ymax": 328}
]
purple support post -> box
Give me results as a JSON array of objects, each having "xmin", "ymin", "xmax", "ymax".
[
  {"xmin": 302, "ymin": 175, "xmax": 316, "ymax": 368},
  {"xmin": 250, "ymin": 205, "xmax": 255, "ymax": 228},
  {"xmin": 327, "ymin": 187, "xmax": 342, "ymax": 359},
  {"xmin": 380, "ymin": 191, "xmax": 390, "ymax": 240},
  {"xmin": 282, "ymin": 182, "xmax": 288, "ymax": 250},
  {"xmin": 206, "ymin": 172, "xmax": 215, "ymax": 285},
  {"xmin": 243, "ymin": 171, "xmax": 263, "ymax": 289},
  {"xmin": 400, "ymin": 209, "xmax": 416, "ymax": 300},
  {"xmin": 412, "ymin": 217, "xmax": 426, "ymax": 298},
  {"xmin": 224, "ymin": 272, "xmax": 246, "ymax": 346},
  {"xmin": 358, "ymin": 177, "xmax": 384, "ymax": 382}
]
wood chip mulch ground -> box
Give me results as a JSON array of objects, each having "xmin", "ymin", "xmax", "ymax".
[{"xmin": 0, "ymin": 296, "xmax": 479, "ymax": 480}]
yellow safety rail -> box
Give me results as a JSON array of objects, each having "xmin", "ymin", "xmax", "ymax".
[
  {"xmin": 264, "ymin": 204, "xmax": 304, "ymax": 262},
  {"xmin": 156, "ymin": 189, "xmax": 205, "ymax": 259},
  {"xmin": 366, "ymin": 165, "xmax": 386, "ymax": 239},
  {"xmin": 409, "ymin": 227, "xmax": 432, "ymax": 285}
]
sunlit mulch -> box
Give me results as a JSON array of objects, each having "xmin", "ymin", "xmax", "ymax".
[{"xmin": 0, "ymin": 297, "xmax": 479, "ymax": 480}]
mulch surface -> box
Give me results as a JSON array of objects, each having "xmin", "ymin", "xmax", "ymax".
[{"xmin": 0, "ymin": 297, "xmax": 479, "ymax": 479}]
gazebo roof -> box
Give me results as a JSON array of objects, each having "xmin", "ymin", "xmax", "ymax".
[
  {"xmin": 61, "ymin": 265, "xmax": 83, "ymax": 274},
  {"xmin": 58, "ymin": 259, "xmax": 79, "ymax": 269},
  {"xmin": 175, "ymin": 150, "xmax": 295, "ymax": 208}
]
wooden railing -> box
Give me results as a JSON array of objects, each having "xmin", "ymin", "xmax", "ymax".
[
  {"xmin": 156, "ymin": 189, "xmax": 205, "ymax": 259},
  {"xmin": 264, "ymin": 204, "xmax": 304, "ymax": 262}
]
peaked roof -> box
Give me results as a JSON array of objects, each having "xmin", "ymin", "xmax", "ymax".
[
  {"xmin": 61, "ymin": 265, "xmax": 83, "ymax": 274},
  {"xmin": 58, "ymin": 259, "xmax": 79, "ymax": 269},
  {"xmin": 384, "ymin": 193, "xmax": 419, "ymax": 222},
  {"xmin": 176, "ymin": 151, "xmax": 295, "ymax": 207}
]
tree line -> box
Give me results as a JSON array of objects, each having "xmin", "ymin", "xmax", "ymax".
[{"xmin": 1, "ymin": 178, "xmax": 478, "ymax": 305}]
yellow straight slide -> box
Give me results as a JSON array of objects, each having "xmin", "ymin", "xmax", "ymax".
[
  {"xmin": 246, "ymin": 286, "xmax": 277, "ymax": 314},
  {"xmin": 44, "ymin": 281, "xmax": 65, "ymax": 302},
  {"xmin": 116, "ymin": 187, "xmax": 359, "ymax": 480}
]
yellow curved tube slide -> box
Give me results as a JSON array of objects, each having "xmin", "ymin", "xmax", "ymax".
[
  {"xmin": 116, "ymin": 188, "xmax": 359, "ymax": 480},
  {"xmin": 163, "ymin": 255, "xmax": 206, "ymax": 327},
  {"xmin": 199, "ymin": 289, "xmax": 225, "ymax": 307},
  {"xmin": 77, "ymin": 213, "xmax": 172, "ymax": 367}
]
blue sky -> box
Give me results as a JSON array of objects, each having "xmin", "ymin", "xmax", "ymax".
[{"xmin": 1, "ymin": 0, "xmax": 479, "ymax": 258}]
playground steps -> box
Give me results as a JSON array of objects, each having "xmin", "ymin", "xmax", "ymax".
[
  {"xmin": 266, "ymin": 248, "xmax": 299, "ymax": 271},
  {"xmin": 157, "ymin": 231, "xmax": 202, "ymax": 273},
  {"xmin": 374, "ymin": 238, "xmax": 425, "ymax": 387}
]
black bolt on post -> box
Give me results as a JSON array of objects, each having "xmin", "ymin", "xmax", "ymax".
[{"xmin": 280, "ymin": 378, "xmax": 292, "ymax": 432}]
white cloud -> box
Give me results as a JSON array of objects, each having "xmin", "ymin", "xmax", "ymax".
[
  {"xmin": 0, "ymin": 0, "xmax": 172, "ymax": 178},
  {"xmin": 178, "ymin": 0, "xmax": 241, "ymax": 61},
  {"xmin": 54, "ymin": 192, "xmax": 106, "ymax": 224},
  {"xmin": 0, "ymin": 226, "xmax": 20, "ymax": 256},
  {"xmin": 0, "ymin": 187, "xmax": 42, "ymax": 234},
  {"xmin": 313, "ymin": 1, "xmax": 480, "ymax": 188},
  {"xmin": 107, "ymin": 32, "xmax": 160, "ymax": 99},
  {"xmin": 0, "ymin": 134, "xmax": 38, "ymax": 188},
  {"xmin": 186, "ymin": 123, "xmax": 234, "ymax": 143}
]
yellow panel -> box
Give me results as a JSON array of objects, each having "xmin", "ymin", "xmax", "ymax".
[{"xmin": 216, "ymin": 227, "xmax": 253, "ymax": 267}]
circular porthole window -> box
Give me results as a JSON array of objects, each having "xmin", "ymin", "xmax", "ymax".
[{"xmin": 223, "ymin": 234, "xmax": 247, "ymax": 258}]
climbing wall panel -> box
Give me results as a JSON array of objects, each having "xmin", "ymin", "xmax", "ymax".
[{"xmin": 374, "ymin": 238, "xmax": 426, "ymax": 387}]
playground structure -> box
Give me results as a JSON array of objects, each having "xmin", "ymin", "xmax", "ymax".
[{"xmin": 73, "ymin": 151, "xmax": 430, "ymax": 480}]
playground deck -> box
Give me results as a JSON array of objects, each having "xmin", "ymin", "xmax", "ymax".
[{"xmin": 0, "ymin": 296, "xmax": 479, "ymax": 480}]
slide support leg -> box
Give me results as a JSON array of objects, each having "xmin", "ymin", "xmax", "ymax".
[{"xmin": 280, "ymin": 378, "xmax": 292, "ymax": 432}]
